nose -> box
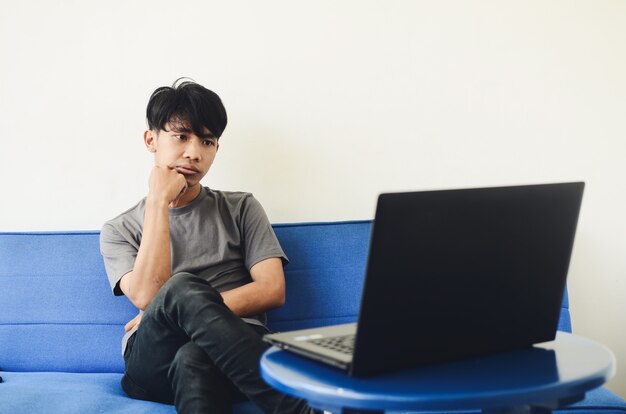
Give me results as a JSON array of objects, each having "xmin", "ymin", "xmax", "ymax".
[{"xmin": 183, "ymin": 137, "xmax": 203, "ymax": 160}]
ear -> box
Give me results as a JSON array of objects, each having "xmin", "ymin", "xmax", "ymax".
[{"xmin": 144, "ymin": 130, "xmax": 157, "ymax": 153}]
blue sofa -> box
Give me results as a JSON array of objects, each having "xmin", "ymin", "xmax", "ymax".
[{"xmin": 1, "ymin": 221, "xmax": 625, "ymax": 413}]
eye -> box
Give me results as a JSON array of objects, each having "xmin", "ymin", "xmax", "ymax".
[
  {"xmin": 174, "ymin": 134, "xmax": 188, "ymax": 141},
  {"xmin": 202, "ymin": 139, "xmax": 216, "ymax": 146}
]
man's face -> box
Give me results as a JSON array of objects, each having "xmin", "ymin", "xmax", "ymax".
[{"xmin": 145, "ymin": 120, "xmax": 219, "ymax": 188}]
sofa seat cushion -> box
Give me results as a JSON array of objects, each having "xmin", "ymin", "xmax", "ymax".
[
  {"xmin": 0, "ymin": 371, "xmax": 262, "ymax": 414},
  {"xmin": 1, "ymin": 372, "xmax": 623, "ymax": 414},
  {"xmin": 559, "ymin": 387, "xmax": 626, "ymax": 413}
]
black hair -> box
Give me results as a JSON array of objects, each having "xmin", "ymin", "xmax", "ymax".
[{"xmin": 146, "ymin": 78, "xmax": 228, "ymax": 138}]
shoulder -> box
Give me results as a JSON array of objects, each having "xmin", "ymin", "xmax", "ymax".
[
  {"xmin": 204, "ymin": 187, "xmax": 253, "ymax": 202},
  {"xmin": 202, "ymin": 188, "xmax": 268, "ymax": 224}
]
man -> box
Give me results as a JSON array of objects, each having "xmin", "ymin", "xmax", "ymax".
[{"xmin": 100, "ymin": 79, "xmax": 312, "ymax": 413}]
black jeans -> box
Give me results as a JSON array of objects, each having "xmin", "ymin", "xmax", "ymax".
[{"xmin": 121, "ymin": 272, "xmax": 311, "ymax": 414}]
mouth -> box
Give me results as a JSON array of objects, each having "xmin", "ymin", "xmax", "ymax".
[{"xmin": 175, "ymin": 165, "xmax": 200, "ymax": 175}]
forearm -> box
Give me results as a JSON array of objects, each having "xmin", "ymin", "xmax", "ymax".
[
  {"xmin": 221, "ymin": 280, "xmax": 285, "ymax": 318},
  {"xmin": 120, "ymin": 196, "xmax": 172, "ymax": 310}
]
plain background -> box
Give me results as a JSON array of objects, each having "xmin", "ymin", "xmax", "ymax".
[{"xmin": 1, "ymin": 0, "xmax": 624, "ymax": 397}]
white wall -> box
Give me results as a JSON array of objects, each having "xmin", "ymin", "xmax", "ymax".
[{"xmin": 1, "ymin": 0, "xmax": 625, "ymax": 396}]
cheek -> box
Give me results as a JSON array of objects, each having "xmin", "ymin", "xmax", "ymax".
[
  {"xmin": 154, "ymin": 148, "xmax": 178, "ymax": 166},
  {"xmin": 204, "ymin": 149, "xmax": 218, "ymax": 162},
  {"xmin": 156, "ymin": 143, "xmax": 178, "ymax": 157}
]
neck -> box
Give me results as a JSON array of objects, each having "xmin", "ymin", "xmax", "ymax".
[{"xmin": 170, "ymin": 184, "xmax": 201, "ymax": 209}]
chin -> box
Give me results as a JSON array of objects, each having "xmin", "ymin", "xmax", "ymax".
[{"xmin": 185, "ymin": 178, "xmax": 202, "ymax": 187}]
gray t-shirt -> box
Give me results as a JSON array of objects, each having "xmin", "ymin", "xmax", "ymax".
[{"xmin": 100, "ymin": 187, "xmax": 288, "ymax": 352}]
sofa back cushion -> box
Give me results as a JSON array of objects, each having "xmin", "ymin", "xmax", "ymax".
[
  {"xmin": 268, "ymin": 221, "xmax": 371, "ymax": 332},
  {"xmin": 0, "ymin": 221, "xmax": 571, "ymax": 373},
  {"xmin": 0, "ymin": 232, "xmax": 136, "ymax": 373}
]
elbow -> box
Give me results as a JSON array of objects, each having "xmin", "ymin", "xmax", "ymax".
[
  {"xmin": 126, "ymin": 285, "xmax": 158, "ymax": 310},
  {"xmin": 120, "ymin": 272, "xmax": 162, "ymax": 311},
  {"xmin": 274, "ymin": 294, "xmax": 286, "ymax": 308},
  {"xmin": 134, "ymin": 296, "xmax": 150, "ymax": 311},
  {"xmin": 126, "ymin": 291, "xmax": 150, "ymax": 311},
  {"xmin": 132, "ymin": 285, "xmax": 162, "ymax": 310},
  {"xmin": 120, "ymin": 284, "xmax": 150, "ymax": 311},
  {"xmin": 272, "ymin": 286, "xmax": 286, "ymax": 308}
]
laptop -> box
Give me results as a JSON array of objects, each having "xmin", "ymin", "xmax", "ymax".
[{"xmin": 263, "ymin": 182, "xmax": 585, "ymax": 376}]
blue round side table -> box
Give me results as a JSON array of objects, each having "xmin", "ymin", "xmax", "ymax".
[{"xmin": 260, "ymin": 332, "xmax": 615, "ymax": 414}]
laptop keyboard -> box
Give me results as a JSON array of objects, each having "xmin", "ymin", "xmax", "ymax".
[{"xmin": 310, "ymin": 334, "xmax": 355, "ymax": 355}]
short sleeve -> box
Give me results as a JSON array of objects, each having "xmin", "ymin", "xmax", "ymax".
[
  {"xmin": 100, "ymin": 221, "xmax": 138, "ymax": 296},
  {"xmin": 239, "ymin": 194, "xmax": 289, "ymax": 270}
]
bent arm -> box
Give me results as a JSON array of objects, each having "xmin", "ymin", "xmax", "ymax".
[
  {"xmin": 220, "ymin": 257, "xmax": 286, "ymax": 317},
  {"xmin": 119, "ymin": 196, "xmax": 172, "ymax": 310},
  {"xmin": 118, "ymin": 165, "xmax": 187, "ymax": 310}
]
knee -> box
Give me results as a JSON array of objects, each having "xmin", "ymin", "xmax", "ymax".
[{"xmin": 157, "ymin": 272, "xmax": 223, "ymax": 305}]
